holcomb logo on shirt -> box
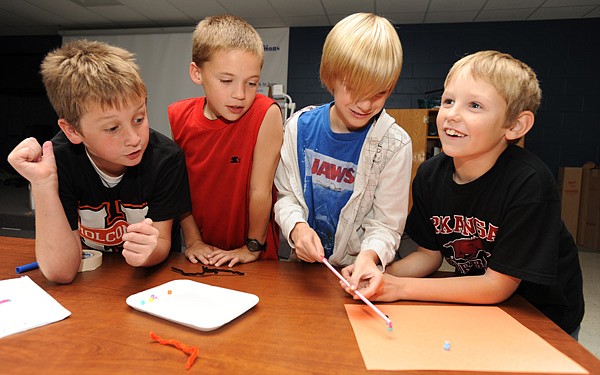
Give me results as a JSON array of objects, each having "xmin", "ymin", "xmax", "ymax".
[
  {"xmin": 78, "ymin": 201, "xmax": 149, "ymax": 250},
  {"xmin": 79, "ymin": 221, "xmax": 129, "ymax": 247}
]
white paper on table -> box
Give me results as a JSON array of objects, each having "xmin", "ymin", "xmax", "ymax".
[{"xmin": 0, "ymin": 276, "xmax": 71, "ymax": 338}]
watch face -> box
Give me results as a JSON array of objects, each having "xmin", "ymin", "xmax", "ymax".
[
  {"xmin": 246, "ymin": 240, "xmax": 261, "ymax": 252},
  {"xmin": 246, "ymin": 239, "xmax": 265, "ymax": 252}
]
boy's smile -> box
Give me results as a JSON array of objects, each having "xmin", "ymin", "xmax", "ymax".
[
  {"xmin": 330, "ymin": 81, "xmax": 388, "ymax": 132},
  {"xmin": 437, "ymin": 70, "xmax": 511, "ymax": 177}
]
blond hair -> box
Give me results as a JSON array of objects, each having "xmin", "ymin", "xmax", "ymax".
[
  {"xmin": 445, "ymin": 50, "xmax": 541, "ymax": 126},
  {"xmin": 320, "ymin": 13, "xmax": 403, "ymax": 101},
  {"xmin": 40, "ymin": 39, "xmax": 146, "ymax": 132},
  {"xmin": 192, "ymin": 15, "xmax": 264, "ymax": 66}
]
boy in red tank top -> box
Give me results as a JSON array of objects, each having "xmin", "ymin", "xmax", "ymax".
[{"xmin": 169, "ymin": 15, "xmax": 283, "ymax": 267}]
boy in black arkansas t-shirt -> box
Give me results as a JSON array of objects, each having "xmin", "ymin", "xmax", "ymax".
[{"xmin": 341, "ymin": 50, "xmax": 584, "ymax": 338}]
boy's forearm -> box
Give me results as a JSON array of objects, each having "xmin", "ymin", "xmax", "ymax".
[
  {"xmin": 249, "ymin": 105, "xmax": 282, "ymax": 245},
  {"xmin": 32, "ymin": 187, "xmax": 82, "ymax": 284},
  {"xmin": 357, "ymin": 249, "xmax": 381, "ymax": 265},
  {"xmin": 385, "ymin": 247, "xmax": 442, "ymax": 278},
  {"xmin": 247, "ymin": 189, "xmax": 272, "ymax": 243},
  {"xmin": 179, "ymin": 213, "xmax": 204, "ymax": 247},
  {"xmin": 143, "ymin": 233, "xmax": 171, "ymax": 266},
  {"xmin": 390, "ymin": 271, "xmax": 519, "ymax": 305}
]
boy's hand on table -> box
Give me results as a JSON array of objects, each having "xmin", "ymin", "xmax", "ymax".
[
  {"xmin": 185, "ymin": 240, "xmax": 216, "ymax": 265},
  {"xmin": 368, "ymin": 273, "xmax": 405, "ymax": 302},
  {"xmin": 207, "ymin": 246, "xmax": 260, "ymax": 267},
  {"xmin": 341, "ymin": 253, "xmax": 384, "ymax": 300},
  {"xmin": 122, "ymin": 218, "xmax": 159, "ymax": 266},
  {"xmin": 290, "ymin": 222, "xmax": 325, "ymax": 263}
]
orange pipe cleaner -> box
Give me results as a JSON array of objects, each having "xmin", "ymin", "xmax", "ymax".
[{"xmin": 149, "ymin": 331, "xmax": 199, "ymax": 370}]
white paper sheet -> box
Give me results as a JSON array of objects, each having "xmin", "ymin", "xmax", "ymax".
[{"xmin": 0, "ymin": 276, "xmax": 71, "ymax": 338}]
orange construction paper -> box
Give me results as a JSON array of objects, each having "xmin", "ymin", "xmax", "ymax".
[{"xmin": 345, "ymin": 304, "xmax": 588, "ymax": 373}]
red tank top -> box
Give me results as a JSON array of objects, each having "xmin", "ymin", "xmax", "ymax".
[{"xmin": 169, "ymin": 94, "xmax": 279, "ymax": 259}]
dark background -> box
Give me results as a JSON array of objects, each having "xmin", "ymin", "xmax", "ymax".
[{"xmin": 1, "ymin": 18, "xmax": 599, "ymax": 179}]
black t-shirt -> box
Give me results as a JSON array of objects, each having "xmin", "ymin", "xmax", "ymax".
[
  {"xmin": 52, "ymin": 129, "xmax": 191, "ymax": 252},
  {"xmin": 406, "ymin": 145, "xmax": 584, "ymax": 333}
]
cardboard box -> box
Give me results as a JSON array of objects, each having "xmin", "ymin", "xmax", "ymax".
[
  {"xmin": 557, "ymin": 167, "xmax": 582, "ymax": 239},
  {"xmin": 577, "ymin": 163, "xmax": 600, "ymax": 250}
]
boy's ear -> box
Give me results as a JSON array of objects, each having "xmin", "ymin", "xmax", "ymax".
[
  {"xmin": 505, "ymin": 111, "xmax": 534, "ymax": 141},
  {"xmin": 57, "ymin": 119, "xmax": 84, "ymax": 144},
  {"xmin": 189, "ymin": 62, "xmax": 203, "ymax": 85}
]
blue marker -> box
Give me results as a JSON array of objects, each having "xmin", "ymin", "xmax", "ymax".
[{"xmin": 15, "ymin": 261, "xmax": 39, "ymax": 274}]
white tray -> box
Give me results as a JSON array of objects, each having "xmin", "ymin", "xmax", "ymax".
[{"xmin": 126, "ymin": 279, "xmax": 259, "ymax": 331}]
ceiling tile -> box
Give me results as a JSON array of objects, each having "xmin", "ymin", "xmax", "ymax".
[
  {"xmin": 429, "ymin": 0, "xmax": 487, "ymax": 12},
  {"xmin": 86, "ymin": 5, "xmax": 145, "ymax": 22},
  {"xmin": 476, "ymin": 8, "xmax": 534, "ymax": 22},
  {"xmin": 282, "ymin": 15, "xmax": 330, "ymax": 27},
  {"xmin": 269, "ymin": 0, "xmax": 326, "ymax": 17},
  {"xmin": 425, "ymin": 10, "xmax": 479, "ymax": 23},
  {"xmin": 0, "ymin": 0, "xmax": 89, "ymax": 28},
  {"xmin": 321, "ymin": 0, "xmax": 374, "ymax": 14},
  {"xmin": 0, "ymin": 9, "xmax": 36, "ymax": 26},
  {"xmin": 377, "ymin": 0, "xmax": 428, "ymax": 13},
  {"xmin": 383, "ymin": 12, "xmax": 427, "ymax": 24},
  {"xmin": 483, "ymin": 0, "xmax": 544, "ymax": 10},
  {"xmin": 0, "ymin": 4, "xmax": 69, "ymax": 27},
  {"xmin": 584, "ymin": 6, "xmax": 600, "ymax": 17},
  {"xmin": 0, "ymin": 0, "xmax": 597, "ymax": 35},
  {"xmin": 245, "ymin": 16, "xmax": 287, "ymax": 28},
  {"xmin": 219, "ymin": 0, "xmax": 279, "ymax": 18},
  {"xmin": 327, "ymin": 14, "xmax": 354, "ymax": 25},
  {"xmin": 543, "ymin": 0, "xmax": 600, "ymax": 6},
  {"xmin": 530, "ymin": 5, "xmax": 597, "ymax": 20},
  {"xmin": 118, "ymin": 0, "xmax": 191, "ymax": 23},
  {"xmin": 28, "ymin": 0, "xmax": 114, "ymax": 23},
  {"xmin": 166, "ymin": 0, "xmax": 228, "ymax": 22}
]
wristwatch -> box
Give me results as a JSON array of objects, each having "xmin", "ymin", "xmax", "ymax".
[{"xmin": 245, "ymin": 238, "xmax": 267, "ymax": 252}]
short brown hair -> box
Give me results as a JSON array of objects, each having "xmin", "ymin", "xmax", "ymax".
[
  {"xmin": 320, "ymin": 13, "xmax": 403, "ymax": 101},
  {"xmin": 192, "ymin": 15, "xmax": 264, "ymax": 67},
  {"xmin": 40, "ymin": 39, "xmax": 147, "ymax": 131}
]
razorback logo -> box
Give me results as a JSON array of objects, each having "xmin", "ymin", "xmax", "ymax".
[
  {"xmin": 444, "ymin": 237, "xmax": 485, "ymax": 260},
  {"xmin": 443, "ymin": 236, "xmax": 490, "ymax": 274}
]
